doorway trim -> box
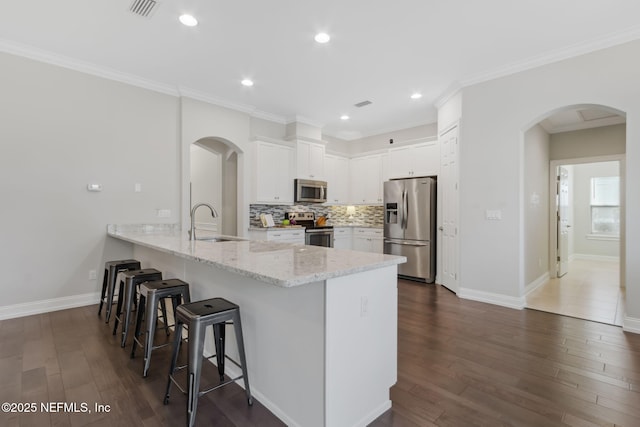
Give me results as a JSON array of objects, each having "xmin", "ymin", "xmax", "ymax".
[{"xmin": 548, "ymin": 154, "xmax": 626, "ymax": 288}]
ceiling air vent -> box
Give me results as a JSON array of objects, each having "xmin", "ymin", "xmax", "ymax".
[
  {"xmin": 354, "ymin": 100, "xmax": 372, "ymax": 108},
  {"xmin": 129, "ymin": 0, "xmax": 158, "ymax": 18}
]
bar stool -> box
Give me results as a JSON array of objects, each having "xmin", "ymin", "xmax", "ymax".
[
  {"xmin": 164, "ymin": 298, "xmax": 252, "ymax": 427},
  {"xmin": 97, "ymin": 259, "xmax": 141, "ymax": 323},
  {"xmin": 131, "ymin": 278, "xmax": 191, "ymax": 377},
  {"xmin": 112, "ymin": 268, "xmax": 162, "ymax": 347}
]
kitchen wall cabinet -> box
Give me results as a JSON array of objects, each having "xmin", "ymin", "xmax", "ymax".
[
  {"xmin": 333, "ymin": 227, "xmax": 353, "ymax": 250},
  {"xmin": 255, "ymin": 141, "xmax": 294, "ymax": 204},
  {"xmin": 352, "ymin": 228, "xmax": 384, "ymax": 253},
  {"xmin": 296, "ymin": 141, "xmax": 325, "ymax": 180},
  {"xmin": 324, "ymin": 154, "xmax": 350, "ymax": 204},
  {"xmin": 249, "ymin": 228, "xmax": 305, "ymax": 244},
  {"xmin": 388, "ymin": 141, "xmax": 440, "ymax": 179},
  {"xmin": 349, "ymin": 154, "xmax": 384, "ymax": 204}
]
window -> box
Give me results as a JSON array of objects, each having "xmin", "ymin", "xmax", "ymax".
[{"xmin": 590, "ymin": 176, "xmax": 619, "ymax": 235}]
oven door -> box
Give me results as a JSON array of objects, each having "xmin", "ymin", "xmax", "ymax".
[{"xmin": 305, "ymin": 230, "xmax": 334, "ymax": 247}]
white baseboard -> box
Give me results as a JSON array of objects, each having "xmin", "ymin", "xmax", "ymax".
[
  {"xmin": 458, "ymin": 288, "xmax": 526, "ymax": 310},
  {"xmin": 623, "ymin": 316, "xmax": 640, "ymax": 334},
  {"xmin": 525, "ymin": 272, "xmax": 550, "ymax": 296},
  {"xmin": 0, "ymin": 292, "xmax": 100, "ymax": 321},
  {"xmin": 572, "ymin": 254, "xmax": 620, "ymax": 262}
]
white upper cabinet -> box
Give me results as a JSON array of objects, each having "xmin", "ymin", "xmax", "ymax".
[
  {"xmin": 254, "ymin": 141, "xmax": 294, "ymax": 204},
  {"xmin": 350, "ymin": 154, "xmax": 383, "ymax": 204},
  {"xmin": 388, "ymin": 141, "xmax": 440, "ymax": 179},
  {"xmin": 324, "ymin": 154, "xmax": 350, "ymax": 204},
  {"xmin": 296, "ymin": 141, "xmax": 325, "ymax": 180}
]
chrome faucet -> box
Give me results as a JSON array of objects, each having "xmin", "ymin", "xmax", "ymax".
[{"xmin": 189, "ymin": 202, "xmax": 219, "ymax": 240}]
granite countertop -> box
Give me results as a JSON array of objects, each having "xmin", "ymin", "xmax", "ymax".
[
  {"xmin": 248, "ymin": 226, "xmax": 305, "ymax": 231},
  {"xmin": 107, "ymin": 224, "xmax": 405, "ymax": 288},
  {"xmin": 330, "ymin": 224, "xmax": 383, "ymax": 229}
]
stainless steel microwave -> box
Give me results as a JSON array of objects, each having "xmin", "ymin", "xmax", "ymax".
[{"xmin": 294, "ymin": 179, "xmax": 327, "ymax": 203}]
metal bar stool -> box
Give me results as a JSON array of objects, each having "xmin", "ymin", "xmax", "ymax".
[
  {"xmin": 131, "ymin": 278, "xmax": 191, "ymax": 377},
  {"xmin": 98, "ymin": 259, "xmax": 141, "ymax": 323},
  {"xmin": 164, "ymin": 298, "xmax": 252, "ymax": 427},
  {"xmin": 112, "ymin": 268, "xmax": 162, "ymax": 347}
]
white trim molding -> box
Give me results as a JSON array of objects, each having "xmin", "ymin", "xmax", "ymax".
[
  {"xmin": 458, "ymin": 287, "xmax": 526, "ymax": 310},
  {"xmin": 525, "ymin": 272, "xmax": 550, "ymax": 296},
  {"xmin": 623, "ymin": 316, "xmax": 640, "ymax": 334},
  {"xmin": 0, "ymin": 292, "xmax": 100, "ymax": 321}
]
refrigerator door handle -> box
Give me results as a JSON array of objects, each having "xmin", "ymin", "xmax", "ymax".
[
  {"xmin": 402, "ymin": 190, "xmax": 408, "ymax": 229},
  {"xmin": 384, "ymin": 239, "xmax": 428, "ymax": 247}
]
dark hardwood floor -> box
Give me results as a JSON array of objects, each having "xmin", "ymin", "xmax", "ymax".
[{"xmin": 1, "ymin": 279, "xmax": 639, "ymax": 426}]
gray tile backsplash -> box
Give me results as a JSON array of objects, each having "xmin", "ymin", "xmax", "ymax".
[{"xmin": 249, "ymin": 204, "xmax": 383, "ymax": 227}]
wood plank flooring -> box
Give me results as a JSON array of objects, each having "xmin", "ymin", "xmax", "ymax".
[
  {"xmin": 1, "ymin": 280, "xmax": 639, "ymax": 426},
  {"xmin": 370, "ymin": 279, "xmax": 640, "ymax": 427}
]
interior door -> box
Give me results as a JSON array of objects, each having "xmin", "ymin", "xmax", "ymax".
[
  {"xmin": 557, "ymin": 166, "xmax": 570, "ymax": 277},
  {"xmin": 440, "ymin": 126, "xmax": 459, "ymax": 293}
]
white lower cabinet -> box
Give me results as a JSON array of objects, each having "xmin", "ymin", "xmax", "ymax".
[
  {"xmin": 333, "ymin": 227, "xmax": 353, "ymax": 250},
  {"xmin": 351, "ymin": 228, "xmax": 383, "ymax": 253},
  {"xmin": 249, "ymin": 228, "xmax": 305, "ymax": 244}
]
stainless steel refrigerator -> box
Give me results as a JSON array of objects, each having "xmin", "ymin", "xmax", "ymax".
[{"xmin": 383, "ymin": 177, "xmax": 436, "ymax": 283}]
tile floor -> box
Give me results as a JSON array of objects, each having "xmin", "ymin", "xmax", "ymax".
[{"xmin": 526, "ymin": 258, "xmax": 624, "ymax": 325}]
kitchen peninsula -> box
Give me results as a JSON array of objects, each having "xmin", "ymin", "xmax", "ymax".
[{"xmin": 107, "ymin": 224, "xmax": 406, "ymax": 427}]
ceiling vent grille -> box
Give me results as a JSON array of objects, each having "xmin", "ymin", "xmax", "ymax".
[
  {"xmin": 129, "ymin": 0, "xmax": 158, "ymax": 18},
  {"xmin": 354, "ymin": 100, "xmax": 372, "ymax": 108}
]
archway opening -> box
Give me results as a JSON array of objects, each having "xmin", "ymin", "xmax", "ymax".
[
  {"xmin": 522, "ymin": 104, "xmax": 626, "ymax": 325},
  {"xmin": 190, "ymin": 137, "xmax": 240, "ymax": 236}
]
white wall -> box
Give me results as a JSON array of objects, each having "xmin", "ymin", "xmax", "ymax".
[
  {"xmin": 347, "ymin": 123, "xmax": 438, "ymax": 155},
  {"xmin": 550, "ymin": 124, "xmax": 625, "ymax": 160},
  {"xmin": 0, "ymin": 51, "xmax": 179, "ymax": 308},
  {"xmin": 524, "ymin": 125, "xmax": 550, "ymax": 285},
  {"xmin": 455, "ymin": 39, "xmax": 640, "ymax": 324},
  {"xmin": 572, "ymin": 162, "xmax": 620, "ymax": 258},
  {"xmin": 190, "ymin": 144, "xmax": 221, "ymax": 230}
]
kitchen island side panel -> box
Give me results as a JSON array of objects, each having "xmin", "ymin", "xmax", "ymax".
[
  {"xmin": 325, "ymin": 266, "xmax": 398, "ymax": 427},
  {"xmin": 133, "ymin": 245, "xmax": 326, "ymax": 427}
]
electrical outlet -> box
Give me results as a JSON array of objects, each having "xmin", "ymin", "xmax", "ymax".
[
  {"xmin": 135, "ymin": 183, "xmax": 142, "ymax": 192},
  {"xmin": 156, "ymin": 209, "xmax": 171, "ymax": 218},
  {"xmin": 89, "ymin": 270, "xmax": 97, "ymax": 280}
]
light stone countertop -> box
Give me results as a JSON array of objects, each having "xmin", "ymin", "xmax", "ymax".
[{"xmin": 107, "ymin": 224, "xmax": 405, "ymax": 288}]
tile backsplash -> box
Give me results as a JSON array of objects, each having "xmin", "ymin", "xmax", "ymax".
[{"xmin": 249, "ymin": 204, "xmax": 383, "ymax": 227}]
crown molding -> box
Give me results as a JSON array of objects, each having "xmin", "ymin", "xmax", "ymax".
[
  {"xmin": 250, "ymin": 110, "xmax": 287, "ymax": 124},
  {"xmin": 285, "ymin": 115, "xmax": 324, "ymax": 129},
  {"xmin": 0, "ymin": 38, "xmax": 179, "ymax": 96},
  {"xmin": 178, "ymin": 86, "xmax": 257, "ymax": 115},
  {"xmin": 434, "ymin": 25, "xmax": 640, "ymax": 108}
]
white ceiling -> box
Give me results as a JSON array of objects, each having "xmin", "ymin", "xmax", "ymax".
[
  {"xmin": 1, "ymin": 0, "xmax": 639, "ymax": 140},
  {"xmin": 540, "ymin": 107, "xmax": 626, "ymax": 134}
]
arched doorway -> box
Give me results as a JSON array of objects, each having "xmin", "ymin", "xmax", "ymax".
[
  {"xmin": 187, "ymin": 137, "xmax": 240, "ymax": 237},
  {"xmin": 521, "ymin": 104, "xmax": 626, "ymax": 325}
]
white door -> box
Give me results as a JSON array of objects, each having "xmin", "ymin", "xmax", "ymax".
[
  {"xmin": 440, "ymin": 126, "xmax": 459, "ymax": 293},
  {"xmin": 557, "ymin": 166, "xmax": 570, "ymax": 277}
]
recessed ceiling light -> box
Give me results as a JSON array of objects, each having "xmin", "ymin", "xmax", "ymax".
[
  {"xmin": 179, "ymin": 14, "xmax": 198, "ymax": 27},
  {"xmin": 241, "ymin": 79, "xmax": 254, "ymax": 87},
  {"xmin": 314, "ymin": 33, "xmax": 331, "ymax": 44},
  {"xmin": 340, "ymin": 115, "xmax": 350, "ymax": 120},
  {"xmin": 410, "ymin": 93, "xmax": 423, "ymax": 99}
]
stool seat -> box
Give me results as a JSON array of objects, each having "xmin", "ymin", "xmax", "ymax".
[
  {"xmin": 165, "ymin": 297, "xmax": 252, "ymax": 427},
  {"xmin": 131, "ymin": 278, "xmax": 191, "ymax": 377},
  {"xmin": 112, "ymin": 268, "xmax": 162, "ymax": 347},
  {"xmin": 98, "ymin": 259, "xmax": 141, "ymax": 322}
]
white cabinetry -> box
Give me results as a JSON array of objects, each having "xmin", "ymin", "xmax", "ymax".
[
  {"xmin": 249, "ymin": 228, "xmax": 305, "ymax": 244},
  {"xmin": 296, "ymin": 141, "xmax": 325, "ymax": 180},
  {"xmin": 255, "ymin": 141, "xmax": 294, "ymax": 204},
  {"xmin": 352, "ymin": 228, "xmax": 384, "ymax": 253},
  {"xmin": 349, "ymin": 154, "xmax": 384, "ymax": 205},
  {"xmin": 333, "ymin": 227, "xmax": 353, "ymax": 250},
  {"xmin": 388, "ymin": 141, "xmax": 440, "ymax": 179},
  {"xmin": 324, "ymin": 154, "xmax": 350, "ymax": 204}
]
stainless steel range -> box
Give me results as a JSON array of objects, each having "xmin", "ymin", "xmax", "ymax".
[{"xmin": 285, "ymin": 212, "xmax": 334, "ymax": 248}]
